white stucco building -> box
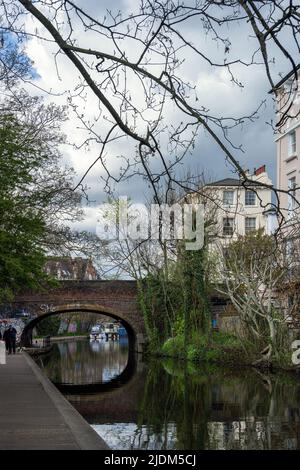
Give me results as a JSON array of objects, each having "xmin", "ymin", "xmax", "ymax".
[
  {"xmin": 274, "ymin": 65, "xmax": 300, "ymax": 224},
  {"xmin": 186, "ymin": 165, "xmax": 275, "ymax": 244}
]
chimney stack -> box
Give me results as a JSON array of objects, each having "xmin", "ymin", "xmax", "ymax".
[{"xmin": 254, "ymin": 165, "xmax": 266, "ymax": 176}]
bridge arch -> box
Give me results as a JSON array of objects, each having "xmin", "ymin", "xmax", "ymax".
[
  {"xmin": 11, "ymin": 280, "xmax": 145, "ymax": 352},
  {"xmin": 21, "ymin": 303, "xmax": 141, "ymax": 351}
]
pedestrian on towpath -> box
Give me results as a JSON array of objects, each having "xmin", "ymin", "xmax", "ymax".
[{"xmin": 3, "ymin": 325, "xmax": 17, "ymax": 355}]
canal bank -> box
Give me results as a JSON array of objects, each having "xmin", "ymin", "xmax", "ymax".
[
  {"xmin": 50, "ymin": 335, "xmax": 89, "ymax": 342},
  {"xmin": 0, "ymin": 353, "xmax": 109, "ymax": 450},
  {"xmin": 33, "ymin": 335, "xmax": 88, "ymax": 346}
]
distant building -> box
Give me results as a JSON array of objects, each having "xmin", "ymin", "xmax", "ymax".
[
  {"xmin": 44, "ymin": 257, "xmax": 99, "ymax": 280},
  {"xmin": 185, "ymin": 165, "xmax": 275, "ymax": 244},
  {"xmin": 273, "ymin": 65, "xmax": 300, "ymax": 223}
]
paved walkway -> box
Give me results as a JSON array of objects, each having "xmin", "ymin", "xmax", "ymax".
[{"xmin": 0, "ymin": 353, "xmax": 109, "ymax": 450}]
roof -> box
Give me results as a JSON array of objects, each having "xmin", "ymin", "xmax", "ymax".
[
  {"xmin": 207, "ymin": 178, "xmax": 258, "ymax": 187},
  {"xmin": 44, "ymin": 257, "xmax": 99, "ymax": 280},
  {"xmin": 270, "ymin": 64, "xmax": 300, "ymax": 93}
]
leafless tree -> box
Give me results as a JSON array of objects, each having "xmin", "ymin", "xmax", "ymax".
[
  {"xmin": 0, "ymin": 0, "xmax": 299, "ymax": 218},
  {"xmin": 216, "ymin": 230, "xmax": 300, "ymax": 363}
]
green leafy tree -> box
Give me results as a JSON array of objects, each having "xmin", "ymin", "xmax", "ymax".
[
  {"xmin": 0, "ymin": 95, "xmax": 83, "ymax": 302},
  {"xmin": 0, "ymin": 113, "xmax": 49, "ymax": 300}
]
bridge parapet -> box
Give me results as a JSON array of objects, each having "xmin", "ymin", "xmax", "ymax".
[{"xmin": 11, "ymin": 280, "xmax": 145, "ymax": 351}]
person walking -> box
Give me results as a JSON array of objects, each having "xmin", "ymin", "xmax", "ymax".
[
  {"xmin": 9, "ymin": 325, "xmax": 17, "ymax": 354},
  {"xmin": 3, "ymin": 326, "xmax": 17, "ymax": 355}
]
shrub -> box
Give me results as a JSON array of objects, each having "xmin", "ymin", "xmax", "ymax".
[
  {"xmin": 162, "ymin": 335, "xmax": 185, "ymax": 358},
  {"xmin": 211, "ymin": 331, "xmax": 240, "ymax": 348}
]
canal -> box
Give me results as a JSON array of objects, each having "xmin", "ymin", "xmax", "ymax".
[{"xmin": 35, "ymin": 339, "xmax": 300, "ymax": 450}]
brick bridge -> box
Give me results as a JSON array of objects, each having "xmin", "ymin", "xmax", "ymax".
[{"xmin": 11, "ymin": 280, "xmax": 146, "ymax": 351}]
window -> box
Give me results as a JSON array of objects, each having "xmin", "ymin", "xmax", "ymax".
[
  {"xmin": 223, "ymin": 190, "xmax": 234, "ymax": 205},
  {"xmin": 245, "ymin": 217, "xmax": 256, "ymax": 234},
  {"xmin": 289, "ymin": 130, "xmax": 296, "ymax": 156},
  {"xmin": 223, "ymin": 217, "xmax": 234, "ymax": 236},
  {"xmin": 245, "ymin": 190, "xmax": 256, "ymax": 206},
  {"xmin": 288, "ymin": 176, "xmax": 297, "ymax": 213}
]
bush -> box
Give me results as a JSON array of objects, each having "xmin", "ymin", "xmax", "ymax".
[
  {"xmin": 162, "ymin": 336, "xmax": 185, "ymax": 358},
  {"xmin": 160, "ymin": 330, "xmax": 243, "ymax": 363},
  {"xmin": 211, "ymin": 331, "xmax": 241, "ymax": 348},
  {"xmin": 187, "ymin": 345, "xmax": 201, "ymax": 362},
  {"xmin": 204, "ymin": 349, "xmax": 222, "ymax": 361},
  {"xmin": 187, "ymin": 345, "xmax": 207, "ymax": 362}
]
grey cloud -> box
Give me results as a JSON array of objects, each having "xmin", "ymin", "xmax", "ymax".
[{"xmin": 27, "ymin": 0, "xmax": 292, "ymax": 208}]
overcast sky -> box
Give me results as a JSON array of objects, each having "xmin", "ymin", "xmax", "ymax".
[{"xmin": 20, "ymin": 0, "xmax": 294, "ymax": 232}]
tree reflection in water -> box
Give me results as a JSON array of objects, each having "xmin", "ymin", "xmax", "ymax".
[
  {"xmin": 132, "ymin": 361, "xmax": 300, "ymax": 450},
  {"xmin": 36, "ymin": 340, "xmax": 300, "ymax": 450}
]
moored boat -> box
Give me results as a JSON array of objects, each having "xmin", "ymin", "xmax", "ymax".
[{"xmin": 89, "ymin": 325, "xmax": 103, "ymax": 341}]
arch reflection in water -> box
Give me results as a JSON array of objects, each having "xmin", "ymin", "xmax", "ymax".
[{"xmin": 37, "ymin": 338, "xmax": 129, "ymax": 386}]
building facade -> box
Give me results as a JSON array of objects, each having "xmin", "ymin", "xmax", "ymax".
[
  {"xmin": 44, "ymin": 257, "xmax": 99, "ymax": 280},
  {"xmin": 196, "ymin": 165, "xmax": 274, "ymax": 244},
  {"xmin": 275, "ymin": 65, "xmax": 300, "ymax": 223},
  {"xmin": 273, "ymin": 67, "xmax": 300, "ymax": 321}
]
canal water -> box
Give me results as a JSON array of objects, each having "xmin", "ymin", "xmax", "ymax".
[{"xmin": 35, "ymin": 339, "xmax": 300, "ymax": 450}]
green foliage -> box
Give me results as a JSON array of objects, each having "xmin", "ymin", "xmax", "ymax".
[
  {"xmin": 179, "ymin": 247, "xmax": 212, "ymax": 336},
  {"xmin": 185, "ymin": 332, "xmax": 239, "ymax": 363},
  {"xmin": 36, "ymin": 315, "xmax": 61, "ymax": 337},
  {"xmin": 0, "ymin": 114, "xmax": 51, "ymax": 301},
  {"xmin": 204, "ymin": 349, "xmax": 222, "ymax": 362},
  {"xmin": 186, "ymin": 344, "xmax": 201, "ymax": 362},
  {"xmin": 161, "ymin": 331, "xmax": 243, "ymax": 364},
  {"xmin": 173, "ymin": 311, "xmax": 185, "ymax": 337},
  {"xmin": 138, "ymin": 244, "xmax": 212, "ymax": 356},
  {"xmin": 0, "ymin": 92, "xmax": 81, "ymax": 302},
  {"xmin": 138, "ymin": 278, "xmax": 162, "ymax": 353},
  {"xmin": 211, "ymin": 331, "xmax": 241, "ymax": 348},
  {"xmin": 162, "ymin": 336, "xmax": 185, "ymax": 358}
]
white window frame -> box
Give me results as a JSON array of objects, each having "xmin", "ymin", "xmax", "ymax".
[
  {"xmin": 289, "ymin": 130, "xmax": 296, "ymax": 156},
  {"xmin": 245, "ymin": 217, "xmax": 256, "ymax": 234},
  {"xmin": 223, "ymin": 217, "xmax": 234, "ymax": 236},
  {"xmin": 245, "ymin": 190, "xmax": 256, "ymax": 206},
  {"xmin": 223, "ymin": 190, "xmax": 234, "ymax": 206},
  {"xmin": 288, "ymin": 176, "xmax": 297, "ymax": 214}
]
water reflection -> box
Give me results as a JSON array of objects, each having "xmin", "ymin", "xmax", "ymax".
[
  {"xmin": 36, "ymin": 338, "xmax": 129, "ymax": 385},
  {"xmin": 37, "ymin": 340, "xmax": 300, "ymax": 450}
]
